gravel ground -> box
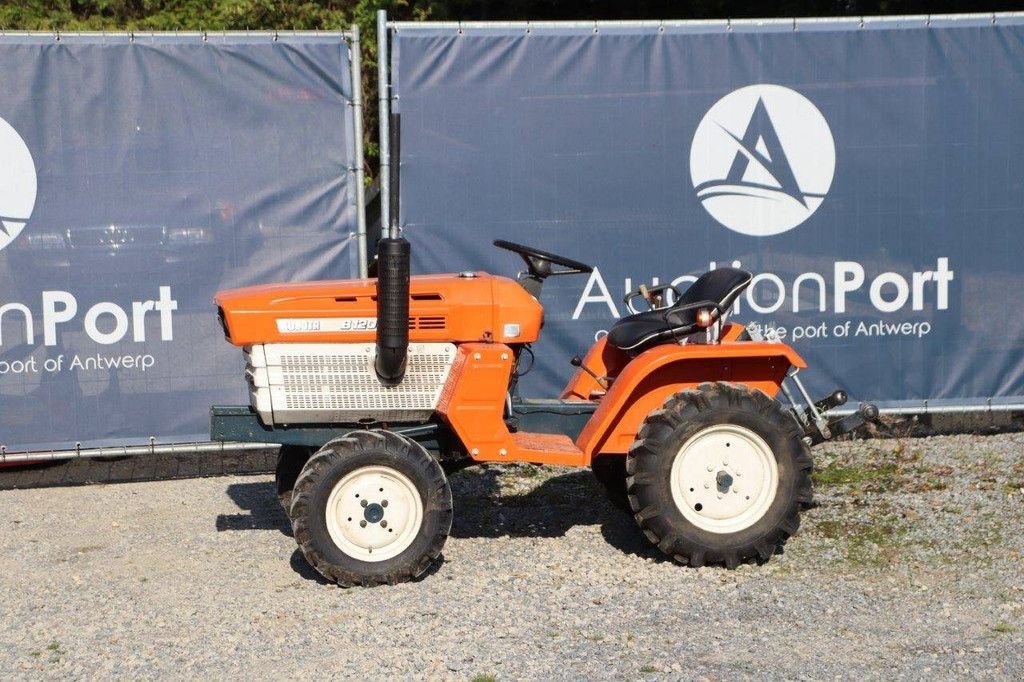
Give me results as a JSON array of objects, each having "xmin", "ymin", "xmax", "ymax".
[{"xmin": 0, "ymin": 433, "xmax": 1022, "ymax": 679}]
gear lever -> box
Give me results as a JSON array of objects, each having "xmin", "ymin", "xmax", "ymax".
[{"xmin": 570, "ymin": 355, "xmax": 609, "ymax": 390}]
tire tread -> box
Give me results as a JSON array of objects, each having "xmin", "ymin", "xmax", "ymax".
[
  {"xmin": 626, "ymin": 381, "xmax": 813, "ymax": 569},
  {"xmin": 289, "ymin": 431, "xmax": 452, "ymax": 587}
]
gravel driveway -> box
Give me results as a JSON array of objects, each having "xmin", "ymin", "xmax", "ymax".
[{"xmin": 0, "ymin": 432, "xmax": 1022, "ymax": 679}]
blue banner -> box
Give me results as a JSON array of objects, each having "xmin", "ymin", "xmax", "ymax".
[
  {"xmin": 0, "ymin": 33, "xmax": 361, "ymax": 451},
  {"xmin": 391, "ymin": 15, "xmax": 1024, "ymax": 410}
]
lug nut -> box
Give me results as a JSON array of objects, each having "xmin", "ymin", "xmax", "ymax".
[
  {"xmin": 361, "ymin": 499, "xmax": 368, "ymax": 508},
  {"xmin": 359, "ymin": 520, "xmax": 367, "ymax": 528},
  {"xmin": 382, "ymin": 500, "xmax": 388, "ymax": 507},
  {"xmin": 380, "ymin": 520, "xmax": 388, "ymax": 528}
]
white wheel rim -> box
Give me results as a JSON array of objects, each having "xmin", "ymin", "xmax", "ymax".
[
  {"xmin": 324, "ymin": 465, "xmax": 424, "ymax": 563},
  {"xmin": 670, "ymin": 424, "xmax": 779, "ymax": 534}
]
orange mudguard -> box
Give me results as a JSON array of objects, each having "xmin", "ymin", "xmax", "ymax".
[
  {"xmin": 561, "ymin": 322, "xmax": 750, "ymax": 402},
  {"xmin": 575, "ymin": 341, "xmax": 806, "ymax": 461}
]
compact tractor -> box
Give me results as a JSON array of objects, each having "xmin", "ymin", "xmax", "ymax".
[{"xmin": 211, "ymin": 122, "xmax": 875, "ymax": 587}]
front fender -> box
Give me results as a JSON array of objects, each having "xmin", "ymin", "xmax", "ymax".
[{"xmin": 576, "ymin": 342, "xmax": 805, "ymax": 461}]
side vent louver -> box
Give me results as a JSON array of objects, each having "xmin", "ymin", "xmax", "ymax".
[{"xmin": 408, "ymin": 316, "xmax": 447, "ymax": 330}]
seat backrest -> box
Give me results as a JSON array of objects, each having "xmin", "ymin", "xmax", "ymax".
[{"xmin": 675, "ymin": 267, "xmax": 753, "ymax": 313}]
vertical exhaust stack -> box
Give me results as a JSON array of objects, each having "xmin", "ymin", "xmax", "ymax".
[{"xmin": 375, "ymin": 113, "xmax": 410, "ymax": 385}]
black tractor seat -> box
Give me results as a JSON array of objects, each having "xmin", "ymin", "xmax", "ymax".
[{"xmin": 607, "ymin": 267, "xmax": 753, "ymax": 354}]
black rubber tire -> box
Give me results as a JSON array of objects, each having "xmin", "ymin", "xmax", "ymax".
[
  {"xmin": 275, "ymin": 445, "xmax": 314, "ymax": 511},
  {"xmin": 289, "ymin": 430, "xmax": 453, "ymax": 587},
  {"xmin": 626, "ymin": 381, "xmax": 813, "ymax": 569},
  {"xmin": 591, "ymin": 455, "xmax": 630, "ymax": 512}
]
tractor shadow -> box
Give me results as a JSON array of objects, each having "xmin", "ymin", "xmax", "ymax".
[
  {"xmin": 449, "ymin": 466, "xmax": 667, "ymax": 562},
  {"xmin": 214, "ymin": 467, "xmax": 669, "ymax": 582},
  {"xmin": 216, "ymin": 481, "xmax": 291, "ymax": 536},
  {"xmin": 217, "ymin": 480, "xmax": 449, "ymax": 585}
]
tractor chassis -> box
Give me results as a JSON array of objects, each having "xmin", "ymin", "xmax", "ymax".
[
  {"xmin": 211, "ymin": 377, "xmax": 873, "ymax": 461},
  {"xmin": 210, "ymin": 398, "xmax": 598, "ymax": 457}
]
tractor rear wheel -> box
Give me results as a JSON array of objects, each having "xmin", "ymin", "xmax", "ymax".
[
  {"xmin": 275, "ymin": 445, "xmax": 314, "ymax": 510},
  {"xmin": 626, "ymin": 382, "xmax": 813, "ymax": 569},
  {"xmin": 289, "ymin": 430, "xmax": 453, "ymax": 587}
]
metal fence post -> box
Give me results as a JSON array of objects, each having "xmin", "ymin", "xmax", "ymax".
[
  {"xmin": 349, "ymin": 24, "xmax": 368, "ymax": 278},
  {"xmin": 377, "ymin": 9, "xmax": 391, "ymax": 237}
]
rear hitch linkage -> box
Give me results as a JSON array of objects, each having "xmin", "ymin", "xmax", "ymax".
[{"xmin": 780, "ymin": 369, "xmax": 879, "ymax": 446}]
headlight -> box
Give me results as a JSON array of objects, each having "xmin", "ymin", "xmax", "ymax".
[
  {"xmin": 22, "ymin": 232, "xmax": 66, "ymax": 250},
  {"xmin": 166, "ymin": 227, "xmax": 213, "ymax": 245}
]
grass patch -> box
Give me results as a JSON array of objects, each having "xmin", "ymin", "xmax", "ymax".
[
  {"xmin": 1003, "ymin": 481, "xmax": 1024, "ymax": 495},
  {"xmin": 992, "ymin": 622, "xmax": 1017, "ymax": 634},
  {"xmin": 812, "ymin": 453, "xmax": 958, "ymax": 495},
  {"xmin": 812, "ymin": 518, "xmax": 906, "ymax": 566},
  {"xmin": 471, "ymin": 675, "xmax": 497, "ymax": 682},
  {"xmin": 812, "ymin": 462, "xmax": 899, "ymax": 490},
  {"xmin": 45, "ymin": 641, "xmax": 65, "ymax": 664},
  {"xmin": 640, "ymin": 665, "xmax": 658, "ymax": 673},
  {"xmin": 907, "ymin": 476, "xmax": 950, "ymax": 493}
]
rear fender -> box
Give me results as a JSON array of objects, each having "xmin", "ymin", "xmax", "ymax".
[{"xmin": 576, "ymin": 342, "xmax": 805, "ymax": 461}]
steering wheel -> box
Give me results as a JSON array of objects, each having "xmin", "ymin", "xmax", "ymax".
[{"xmin": 493, "ymin": 239, "xmax": 593, "ymax": 279}]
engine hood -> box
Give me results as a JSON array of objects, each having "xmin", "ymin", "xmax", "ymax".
[{"xmin": 214, "ymin": 272, "xmax": 543, "ymax": 346}]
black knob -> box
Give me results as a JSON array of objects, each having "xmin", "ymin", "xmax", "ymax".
[{"xmin": 860, "ymin": 403, "xmax": 880, "ymax": 421}]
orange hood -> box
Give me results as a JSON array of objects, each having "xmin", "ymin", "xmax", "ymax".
[{"xmin": 214, "ymin": 272, "xmax": 543, "ymax": 346}]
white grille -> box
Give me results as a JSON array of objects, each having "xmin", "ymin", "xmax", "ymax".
[{"xmin": 246, "ymin": 342, "xmax": 457, "ymax": 425}]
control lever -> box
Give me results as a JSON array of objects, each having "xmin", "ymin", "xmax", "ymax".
[
  {"xmin": 815, "ymin": 390, "xmax": 848, "ymax": 413},
  {"xmin": 570, "ymin": 355, "xmax": 609, "ymax": 390},
  {"xmin": 805, "ymin": 389, "xmax": 848, "ymax": 424}
]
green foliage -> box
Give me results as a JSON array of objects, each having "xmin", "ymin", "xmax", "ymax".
[{"xmin": 0, "ymin": 1, "xmax": 454, "ymax": 33}]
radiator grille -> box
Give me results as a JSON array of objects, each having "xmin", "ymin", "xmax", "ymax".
[{"xmin": 247, "ymin": 343, "xmax": 456, "ymax": 425}]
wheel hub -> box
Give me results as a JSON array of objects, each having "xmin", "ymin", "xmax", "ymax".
[
  {"xmin": 715, "ymin": 470, "xmax": 734, "ymax": 491},
  {"xmin": 324, "ymin": 465, "xmax": 424, "ymax": 562},
  {"xmin": 670, "ymin": 424, "xmax": 779, "ymax": 534},
  {"xmin": 363, "ymin": 502, "xmax": 385, "ymax": 524}
]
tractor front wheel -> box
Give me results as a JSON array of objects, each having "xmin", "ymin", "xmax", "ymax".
[
  {"xmin": 626, "ymin": 382, "xmax": 813, "ymax": 569},
  {"xmin": 289, "ymin": 431, "xmax": 453, "ymax": 587}
]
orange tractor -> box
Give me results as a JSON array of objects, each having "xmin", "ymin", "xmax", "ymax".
[
  {"xmin": 211, "ymin": 117, "xmax": 874, "ymax": 586},
  {"xmin": 212, "ymin": 237, "xmax": 876, "ymax": 586}
]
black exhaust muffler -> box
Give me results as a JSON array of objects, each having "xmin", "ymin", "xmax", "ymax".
[
  {"xmin": 375, "ymin": 113, "xmax": 410, "ymax": 385},
  {"xmin": 375, "ymin": 237, "xmax": 410, "ymax": 384}
]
